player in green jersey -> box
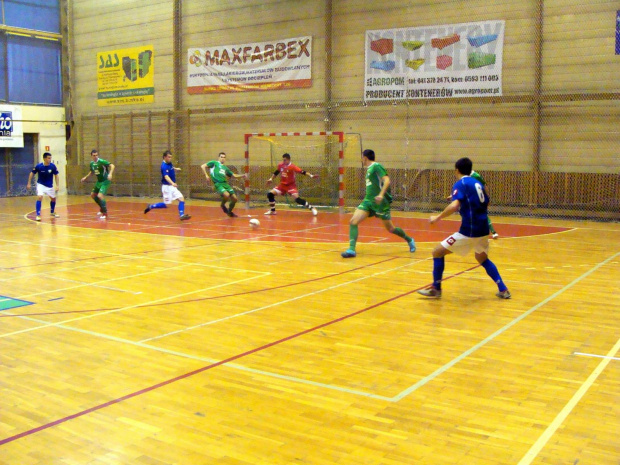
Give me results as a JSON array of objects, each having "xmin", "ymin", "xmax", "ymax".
[
  {"xmin": 341, "ymin": 149, "xmax": 416, "ymax": 258},
  {"xmin": 81, "ymin": 149, "xmax": 115, "ymax": 219},
  {"xmin": 201, "ymin": 152, "xmax": 246, "ymax": 217},
  {"xmin": 470, "ymin": 170, "xmax": 498, "ymax": 239}
]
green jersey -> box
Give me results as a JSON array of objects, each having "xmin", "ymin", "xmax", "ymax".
[
  {"xmin": 364, "ymin": 162, "xmax": 392, "ymax": 203},
  {"xmin": 90, "ymin": 158, "xmax": 112, "ymax": 183},
  {"xmin": 470, "ymin": 170, "xmax": 486, "ymax": 186},
  {"xmin": 206, "ymin": 160, "xmax": 233, "ymax": 183}
]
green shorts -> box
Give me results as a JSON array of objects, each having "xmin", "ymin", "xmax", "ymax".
[
  {"xmin": 357, "ymin": 198, "xmax": 391, "ymax": 220},
  {"xmin": 92, "ymin": 180, "xmax": 111, "ymax": 196},
  {"xmin": 214, "ymin": 182, "xmax": 235, "ymax": 196}
]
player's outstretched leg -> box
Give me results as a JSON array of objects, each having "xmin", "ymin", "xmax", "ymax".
[
  {"xmin": 227, "ymin": 196, "xmax": 238, "ymax": 217},
  {"xmin": 178, "ymin": 201, "xmax": 191, "ymax": 220},
  {"xmin": 341, "ymin": 224, "xmax": 358, "ymax": 258},
  {"xmin": 418, "ymin": 256, "xmax": 445, "ymax": 298},
  {"xmin": 265, "ymin": 192, "xmax": 277, "ymax": 215},
  {"xmin": 295, "ymin": 197, "xmax": 317, "ymax": 216},
  {"xmin": 145, "ymin": 202, "xmax": 166, "ymax": 214},
  {"xmin": 50, "ymin": 199, "xmax": 59, "ymax": 218},
  {"xmin": 489, "ymin": 218, "xmax": 499, "ymax": 239}
]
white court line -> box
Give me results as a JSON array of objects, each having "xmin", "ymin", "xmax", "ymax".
[
  {"xmin": 6, "ymin": 312, "xmax": 392, "ymax": 400},
  {"xmin": 16, "ymin": 263, "xmax": 195, "ymax": 299},
  {"xmin": 390, "ymin": 250, "xmax": 620, "ymax": 402},
  {"xmin": 573, "ymin": 351, "xmax": 620, "ymax": 361},
  {"xmin": 0, "ymin": 274, "xmax": 269, "ymax": 340},
  {"xmin": 0, "ymin": 256, "xmax": 141, "ymax": 283},
  {"xmin": 518, "ymin": 337, "xmax": 620, "ymax": 465},
  {"xmin": 140, "ymin": 257, "xmax": 431, "ymax": 343},
  {"xmin": 0, "ymin": 237, "xmax": 271, "ymax": 274}
]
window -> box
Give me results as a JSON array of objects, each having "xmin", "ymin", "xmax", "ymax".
[
  {"xmin": 0, "ymin": 0, "xmax": 62, "ymax": 105},
  {"xmin": 4, "ymin": 0, "xmax": 60, "ymax": 33},
  {"xmin": 7, "ymin": 35, "xmax": 62, "ymax": 104},
  {"xmin": 0, "ymin": 35, "xmax": 6, "ymax": 101}
]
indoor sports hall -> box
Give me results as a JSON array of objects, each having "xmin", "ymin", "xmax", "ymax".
[{"xmin": 0, "ymin": 1, "xmax": 618, "ymax": 464}]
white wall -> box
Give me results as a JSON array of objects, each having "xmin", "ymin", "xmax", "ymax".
[{"xmin": 21, "ymin": 106, "xmax": 67, "ymax": 194}]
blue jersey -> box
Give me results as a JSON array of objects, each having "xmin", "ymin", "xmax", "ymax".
[
  {"xmin": 32, "ymin": 163, "xmax": 59, "ymax": 188},
  {"xmin": 451, "ymin": 175, "xmax": 490, "ymax": 237},
  {"xmin": 161, "ymin": 161, "xmax": 176, "ymax": 185}
]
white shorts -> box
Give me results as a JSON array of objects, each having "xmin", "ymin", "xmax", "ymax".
[
  {"xmin": 440, "ymin": 232, "xmax": 489, "ymax": 256},
  {"xmin": 162, "ymin": 185, "xmax": 183, "ymax": 204},
  {"xmin": 36, "ymin": 184, "xmax": 56, "ymax": 198}
]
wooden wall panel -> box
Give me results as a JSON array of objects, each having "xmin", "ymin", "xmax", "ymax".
[
  {"xmin": 72, "ymin": 0, "xmax": 174, "ymax": 115},
  {"xmin": 542, "ymin": 1, "xmax": 620, "ymax": 93},
  {"xmin": 68, "ymin": 0, "xmax": 620, "ymax": 216}
]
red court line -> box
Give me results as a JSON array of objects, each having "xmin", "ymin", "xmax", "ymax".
[
  {"xmin": 0, "ymin": 257, "xmax": 399, "ymax": 318},
  {"xmin": 0, "ymin": 263, "xmax": 481, "ymax": 447},
  {"xmin": 27, "ymin": 202, "xmax": 572, "ymax": 243}
]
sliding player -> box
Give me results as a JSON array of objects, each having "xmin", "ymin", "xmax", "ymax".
[
  {"xmin": 265, "ymin": 153, "xmax": 318, "ymax": 216},
  {"xmin": 201, "ymin": 152, "xmax": 246, "ymax": 217},
  {"xmin": 144, "ymin": 150, "xmax": 191, "ymax": 220},
  {"xmin": 341, "ymin": 149, "xmax": 416, "ymax": 258}
]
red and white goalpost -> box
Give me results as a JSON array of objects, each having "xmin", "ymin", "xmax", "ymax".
[{"xmin": 244, "ymin": 131, "xmax": 345, "ymax": 213}]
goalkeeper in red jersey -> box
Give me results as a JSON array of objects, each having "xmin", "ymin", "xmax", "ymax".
[{"xmin": 265, "ymin": 153, "xmax": 318, "ymax": 216}]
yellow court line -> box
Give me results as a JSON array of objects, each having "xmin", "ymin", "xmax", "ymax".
[
  {"xmin": 518, "ymin": 336, "xmax": 620, "ymax": 465},
  {"xmin": 0, "ymin": 273, "xmax": 269, "ymax": 340}
]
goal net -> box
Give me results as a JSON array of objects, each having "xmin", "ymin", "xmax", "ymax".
[{"xmin": 244, "ymin": 132, "xmax": 345, "ymax": 212}]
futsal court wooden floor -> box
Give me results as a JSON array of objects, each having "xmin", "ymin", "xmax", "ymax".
[{"xmin": 1, "ymin": 195, "xmax": 618, "ymax": 465}]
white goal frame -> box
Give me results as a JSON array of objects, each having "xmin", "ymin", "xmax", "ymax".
[{"xmin": 244, "ymin": 131, "xmax": 345, "ymax": 213}]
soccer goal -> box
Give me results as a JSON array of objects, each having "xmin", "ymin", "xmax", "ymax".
[{"xmin": 244, "ymin": 132, "xmax": 345, "ymax": 212}]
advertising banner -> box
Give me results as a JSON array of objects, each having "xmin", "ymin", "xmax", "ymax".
[
  {"xmin": 97, "ymin": 45, "xmax": 154, "ymax": 106},
  {"xmin": 365, "ymin": 21, "xmax": 504, "ymax": 101},
  {"xmin": 0, "ymin": 105, "xmax": 24, "ymax": 148},
  {"xmin": 188, "ymin": 36, "xmax": 312, "ymax": 94}
]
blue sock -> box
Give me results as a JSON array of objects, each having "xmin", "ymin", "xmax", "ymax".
[
  {"xmin": 36, "ymin": 200, "xmax": 41, "ymax": 215},
  {"xmin": 433, "ymin": 257, "xmax": 445, "ymax": 290},
  {"xmin": 481, "ymin": 259, "xmax": 507, "ymax": 292},
  {"xmin": 178, "ymin": 201, "xmax": 185, "ymax": 216},
  {"xmin": 150, "ymin": 202, "xmax": 166, "ymax": 209},
  {"xmin": 50, "ymin": 200, "xmax": 56, "ymax": 213}
]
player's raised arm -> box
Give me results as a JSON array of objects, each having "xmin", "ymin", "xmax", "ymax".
[
  {"xmin": 27, "ymin": 171, "xmax": 34, "ymax": 190},
  {"xmin": 200, "ymin": 163, "xmax": 211, "ymax": 182},
  {"xmin": 430, "ymin": 199, "xmax": 460, "ymax": 224},
  {"xmin": 375, "ymin": 175, "xmax": 390, "ymax": 204},
  {"xmin": 107, "ymin": 163, "xmax": 115, "ymax": 181}
]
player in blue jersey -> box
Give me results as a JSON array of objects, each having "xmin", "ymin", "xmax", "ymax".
[
  {"xmin": 27, "ymin": 152, "xmax": 60, "ymax": 221},
  {"xmin": 144, "ymin": 150, "xmax": 191, "ymax": 220},
  {"xmin": 418, "ymin": 157, "xmax": 510, "ymax": 299}
]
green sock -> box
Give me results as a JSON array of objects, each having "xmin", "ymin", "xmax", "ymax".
[
  {"xmin": 349, "ymin": 224, "xmax": 358, "ymax": 250},
  {"xmin": 94, "ymin": 196, "xmax": 102, "ymax": 207},
  {"xmin": 392, "ymin": 227, "xmax": 412, "ymax": 242},
  {"xmin": 488, "ymin": 218, "xmax": 496, "ymax": 234},
  {"xmin": 100, "ymin": 199, "xmax": 107, "ymax": 213}
]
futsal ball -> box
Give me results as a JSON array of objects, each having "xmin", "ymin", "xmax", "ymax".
[{"xmin": 249, "ymin": 218, "xmax": 260, "ymax": 227}]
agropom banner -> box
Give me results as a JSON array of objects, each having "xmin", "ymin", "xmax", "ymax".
[
  {"xmin": 365, "ymin": 21, "xmax": 504, "ymax": 101},
  {"xmin": 187, "ymin": 36, "xmax": 312, "ymax": 94}
]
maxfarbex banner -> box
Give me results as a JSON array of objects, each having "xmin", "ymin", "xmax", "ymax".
[
  {"xmin": 0, "ymin": 105, "xmax": 23, "ymax": 148},
  {"xmin": 365, "ymin": 21, "xmax": 504, "ymax": 101},
  {"xmin": 187, "ymin": 36, "xmax": 312, "ymax": 94},
  {"xmin": 97, "ymin": 46, "xmax": 154, "ymax": 106}
]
